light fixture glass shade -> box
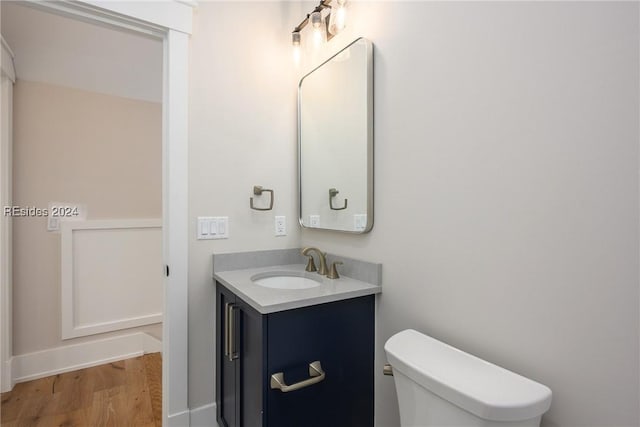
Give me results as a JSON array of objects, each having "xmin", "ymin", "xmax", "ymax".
[
  {"xmin": 292, "ymin": 31, "xmax": 301, "ymax": 63},
  {"xmin": 328, "ymin": 0, "xmax": 347, "ymax": 35},
  {"xmin": 310, "ymin": 11, "xmax": 326, "ymax": 47}
]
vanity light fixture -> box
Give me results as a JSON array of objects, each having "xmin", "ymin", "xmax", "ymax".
[
  {"xmin": 328, "ymin": 0, "xmax": 347, "ymax": 35},
  {"xmin": 291, "ymin": 0, "xmax": 347, "ymax": 61}
]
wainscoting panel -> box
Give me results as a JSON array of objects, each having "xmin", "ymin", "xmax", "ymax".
[{"xmin": 61, "ymin": 219, "xmax": 163, "ymax": 339}]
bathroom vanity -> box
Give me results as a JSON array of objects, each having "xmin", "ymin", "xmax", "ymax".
[{"xmin": 213, "ymin": 250, "xmax": 381, "ymax": 427}]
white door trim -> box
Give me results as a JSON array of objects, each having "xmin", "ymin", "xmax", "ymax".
[
  {"xmin": 16, "ymin": 2, "xmax": 193, "ymax": 424},
  {"xmin": 0, "ymin": 37, "xmax": 16, "ymax": 393},
  {"xmin": 162, "ymin": 27, "xmax": 191, "ymax": 426}
]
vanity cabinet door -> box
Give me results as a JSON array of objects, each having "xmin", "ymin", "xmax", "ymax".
[
  {"xmin": 237, "ymin": 297, "xmax": 266, "ymax": 427},
  {"xmin": 216, "ymin": 284, "xmax": 241, "ymax": 427},
  {"xmin": 266, "ymin": 296, "xmax": 374, "ymax": 427},
  {"xmin": 217, "ymin": 283, "xmax": 266, "ymax": 427}
]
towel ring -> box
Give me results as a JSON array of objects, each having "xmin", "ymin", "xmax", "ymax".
[
  {"xmin": 329, "ymin": 188, "xmax": 347, "ymax": 210},
  {"xmin": 250, "ymin": 186, "xmax": 274, "ymax": 211}
]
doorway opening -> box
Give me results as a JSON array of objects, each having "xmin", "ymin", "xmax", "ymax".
[{"xmin": 0, "ymin": 1, "xmax": 191, "ymax": 425}]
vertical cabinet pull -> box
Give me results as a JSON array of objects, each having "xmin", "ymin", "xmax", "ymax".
[{"xmin": 224, "ymin": 303, "xmax": 239, "ymax": 362}]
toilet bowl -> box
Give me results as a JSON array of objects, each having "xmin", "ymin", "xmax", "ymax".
[{"xmin": 384, "ymin": 329, "xmax": 552, "ymax": 427}]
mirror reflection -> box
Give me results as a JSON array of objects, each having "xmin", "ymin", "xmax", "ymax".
[{"xmin": 299, "ymin": 37, "xmax": 373, "ymax": 233}]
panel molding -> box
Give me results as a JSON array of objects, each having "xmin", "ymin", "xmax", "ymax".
[
  {"xmin": 12, "ymin": 332, "xmax": 161, "ymax": 384},
  {"xmin": 61, "ymin": 219, "xmax": 162, "ymax": 339}
]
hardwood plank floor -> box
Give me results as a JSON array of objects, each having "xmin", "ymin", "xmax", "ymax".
[{"xmin": 1, "ymin": 353, "xmax": 162, "ymax": 427}]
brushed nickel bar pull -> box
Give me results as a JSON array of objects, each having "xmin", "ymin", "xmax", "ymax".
[
  {"xmin": 224, "ymin": 303, "xmax": 231, "ymax": 360},
  {"xmin": 250, "ymin": 185, "xmax": 274, "ymax": 211},
  {"xmin": 270, "ymin": 361, "xmax": 325, "ymax": 393},
  {"xmin": 225, "ymin": 303, "xmax": 239, "ymax": 362},
  {"xmin": 229, "ymin": 304, "xmax": 239, "ymax": 361},
  {"xmin": 329, "ymin": 188, "xmax": 347, "ymax": 210},
  {"xmin": 383, "ymin": 363, "xmax": 393, "ymax": 376}
]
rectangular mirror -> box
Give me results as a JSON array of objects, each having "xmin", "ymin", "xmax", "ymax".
[{"xmin": 298, "ymin": 37, "xmax": 373, "ymax": 233}]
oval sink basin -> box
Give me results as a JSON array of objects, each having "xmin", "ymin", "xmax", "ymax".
[{"xmin": 251, "ymin": 271, "xmax": 322, "ymax": 290}]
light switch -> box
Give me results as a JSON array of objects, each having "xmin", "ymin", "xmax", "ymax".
[
  {"xmin": 217, "ymin": 217, "xmax": 229, "ymax": 238},
  {"xmin": 47, "ymin": 216, "xmax": 60, "ymax": 232},
  {"xmin": 203, "ymin": 219, "xmax": 212, "ymax": 236},
  {"xmin": 197, "ymin": 217, "xmax": 211, "ymax": 239},
  {"xmin": 208, "ymin": 219, "xmax": 218, "ymax": 236}
]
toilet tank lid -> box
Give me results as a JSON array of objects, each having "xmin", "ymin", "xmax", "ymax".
[{"xmin": 384, "ymin": 329, "xmax": 552, "ymax": 422}]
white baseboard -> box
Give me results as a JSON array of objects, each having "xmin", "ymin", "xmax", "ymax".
[
  {"xmin": 190, "ymin": 402, "xmax": 217, "ymax": 427},
  {"xmin": 141, "ymin": 332, "xmax": 163, "ymax": 353},
  {"xmin": 11, "ymin": 332, "xmax": 161, "ymax": 385},
  {"xmin": 167, "ymin": 409, "xmax": 190, "ymax": 427},
  {"xmin": 1, "ymin": 357, "xmax": 13, "ymax": 392}
]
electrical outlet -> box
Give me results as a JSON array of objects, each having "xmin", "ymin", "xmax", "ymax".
[
  {"xmin": 354, "ymin": 214, "xmax": 367, "ymax": 232},
  {"xmin": 275, "ymin": 216, "xmax": 286, "ymax": 236},
  {"xmin": 309, "ymin": 215, "xmax": 320, "ymax": 228}
]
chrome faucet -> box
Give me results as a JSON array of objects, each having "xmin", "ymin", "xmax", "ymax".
[{"xmin": 301, "ymin": 247, "xmax": 328, "ymax": 276}]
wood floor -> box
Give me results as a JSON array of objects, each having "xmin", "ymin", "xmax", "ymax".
[{"xmin": 0, "ymin": 353, "xmax": 162, "ymax": 427}]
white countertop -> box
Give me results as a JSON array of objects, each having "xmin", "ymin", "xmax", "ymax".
[{"xmin": 214, "ymin": 264, "xmax": 381, "ymax": 314}]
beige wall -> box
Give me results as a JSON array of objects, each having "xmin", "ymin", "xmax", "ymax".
[
  {"xmin": 12, "ymin": 80, "xmax": 162, "ymax": 355},
  {"xmin": 187, "ymin": 1, "xmax": 639, "ymax": 426}
]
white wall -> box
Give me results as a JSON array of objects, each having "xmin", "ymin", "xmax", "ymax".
[
  {"xmin": 188, "ymin": 2, "xmax": 304, "ymax": 409},
  {"xmin": 187, "ymin": 2, "xmax": 639, "ymax": 425},
  {"xmin": 1, "ymin": 2, "xmax": 163, "ymax": 103},
  {"xmin": 299, "ymin": 2, "xmax": 640, "ymax": 427}
]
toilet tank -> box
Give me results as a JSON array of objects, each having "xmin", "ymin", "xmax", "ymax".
[{"xmin": 384, "ymin": 330, "xmax": 552, "ymax": 426}]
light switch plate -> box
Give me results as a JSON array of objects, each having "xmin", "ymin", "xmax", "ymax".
[
  {"xmin": 47, "ymin": 202, "xmax": 87, "ymax": 232},
  {"xmin": 47, "ymin": 216, "xmax": 60, "ymax": 231},
  {"xmin": 197, "ymin": 216, "xmax": 229, "ymax": 240}
]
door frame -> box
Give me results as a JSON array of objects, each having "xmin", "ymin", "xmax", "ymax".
[
  {"xmin": 0, "ymin": 36, "xmax": 16, "ymax": 393},
  {"xmin": 9, "ymin": 1, "xmax": 193, "ymax": 425}
]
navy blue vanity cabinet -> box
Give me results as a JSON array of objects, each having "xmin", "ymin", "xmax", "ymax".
[
  {"xmin": 216, "ymin": 283, "xmax": 265, "ymax": 427},
  {"xmin": 216, "ymin": 281, "xmax": 375, "ymax": 427}
]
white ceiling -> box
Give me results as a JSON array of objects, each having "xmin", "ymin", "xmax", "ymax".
[{"xmin": 1, "ymin": 2, "xmax": 163, "ymax": 103}]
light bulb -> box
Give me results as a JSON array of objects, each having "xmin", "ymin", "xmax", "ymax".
[
  {"xmin": 292, "ymin": 31, "xmax": 301, "ymax": 64},
  {"xmin": 311, "ymin": 11, "xmax": 322, "ymax": 29},
  {"xmin": 328, "ymin": 0, "xmax": 347, "ymax": 35},
  {"xmin": 310, "ymin": 11, "xmax": 326, "ymax": 47}
]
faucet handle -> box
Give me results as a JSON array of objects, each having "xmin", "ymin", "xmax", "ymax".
[
  {"xmin": 305, "ymin": 255, "xmax": 317, "ymax": 272},
  {"xmin": 327, "ymin": 261, "xmax": 343, "ymax": 279}
]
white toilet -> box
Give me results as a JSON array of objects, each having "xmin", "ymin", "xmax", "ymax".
[{"xmin": 384, "ymin": 329, "xmax": 552, "ymax": 427}]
